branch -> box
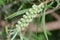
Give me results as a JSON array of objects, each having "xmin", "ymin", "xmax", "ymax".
[
  {"xmin": 27, "ymin": 21, "xmax": 60, "ymax": 32},
  {"xmin": 50, "ymin": 12, "xmax": 60, "ymax": 20}
]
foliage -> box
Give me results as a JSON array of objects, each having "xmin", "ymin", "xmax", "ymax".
[{"xmin": 0, "ymin": 0, "xmax": 60, "ymax": 40}]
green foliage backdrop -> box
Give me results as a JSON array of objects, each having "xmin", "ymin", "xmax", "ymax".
[{"xmin": 0, "ymin": 0, "xmax": 60, "ymax": 40}]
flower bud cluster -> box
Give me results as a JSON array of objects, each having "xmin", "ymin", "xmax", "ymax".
[{"xmin": 16, "ymin": 4, "xmax": 44, "ymax": 30}]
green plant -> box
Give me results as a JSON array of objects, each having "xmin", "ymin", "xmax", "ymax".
[
  {"xmin": 0, "ymin": 0, "xmax": 60, "ymax": 40},
  {"xmin": 9, "ymin": 1, "xmax": 50, "ymax": 40}
]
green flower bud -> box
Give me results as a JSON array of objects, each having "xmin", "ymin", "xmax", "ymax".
[
  {"xmin": 23, "ymin": 15, "xmax": 27, "ymax": 19},
  {"xmin": 19, "ymin": 23, "xmax": 24, "ymax": 27},
  {"xmin": 16, "ymin": 25, "xmax": 19, "ymax": 27},
  {"xmin": 18, "ymin": 21, "xmax": 21, "ymax": 24},
  {"xmin": 28, "ymin": 15, "xmax": 31, "ymax": 19},
  {"xmin": 29, "ymin": 8, "xmax": 34, "ymax": 14},
  {"xmin": 32, "ymin": 4, "xmax": 38, "ymax": 13},
  {"xmin": 25, "ymin": 23, "xmax": 29, "ymax": 27},
  {"xmin": 29, "ymin": 19, "xmax": 33, "ymax": 22},
  {"xmin": 37, "ymin": 6, "xmax": 43, "ymax": 12},
  {"xmin": 25, "ymin": 19, "xmax": 30, "ymax": 22},
  {"xmin": 33, "ymin": 14, "xmax": 37, "ymax": 17},
  {"xmin": 32, "ymin": 4, "xmax": 37, "ymax": 9},
  {"xmin": 20, "ymin": 18, "xmax": 26, "ymax": 23},
  {"xmin": 26, "ymin": 12, "xmax": 30, "ymax": 16},
  {"xmin": 20, "ymin": 18, "xmax": 24, "ymax": 21},
  {"xmin": 23, "ymin": 23, "xmax": 28, "ymax": 27},
  {"xmin": 30, "ymin": 14, "xmax": 35, "ymax": 18},
  {"xmin": 16, "ymin": 25, "xmax": 21, "ymax": 30}
]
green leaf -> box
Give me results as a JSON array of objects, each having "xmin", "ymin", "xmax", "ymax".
[
  {"xmin": 20, "ymin": 0, "xmax": 34, "ymax": 3},
  {"xmin": 5, "ymin": 8, "xmax": 29, "ymax": 19},
  {"xmin": 38, "ymin": 34, "xmax": 45, "ymax": 40},
  {"xmin": 0, "ymin": 0, "xmax": 4, "ymax": 5},
  {"xmin": 5, "ymin": 26, "xmax": 8, "ymax": 34},
  {"xmin": 41, "ymin": 9, "xmax": 48, "ymax": 40}
]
